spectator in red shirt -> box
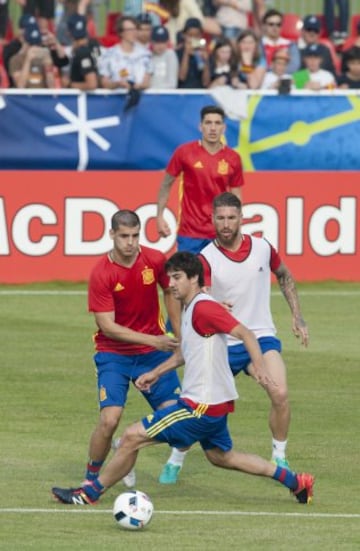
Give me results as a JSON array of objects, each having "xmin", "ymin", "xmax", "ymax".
[{"xmin": 260, "ymin": 8, "xmax": 300, "ymax": 74}]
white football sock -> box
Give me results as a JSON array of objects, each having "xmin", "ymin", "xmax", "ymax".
[
  {"xmin": 167, "ymin": 448, "xmax": 187, "ymax": 466},
  {"xmin": 272, "ymin": 438, "xmax": 287, "ymax": 460}
]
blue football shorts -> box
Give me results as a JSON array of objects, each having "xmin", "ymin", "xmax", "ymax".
[
  {"xmin": 228, "ymin": 336, "xmax": 282, "ymax": 376},
  {"xmin": 94, "ymin": 350, "xmax": 181, "ymax": 411},
  {"xmin": 177, "ymin": 235, "xmax": 212, "ymax": 255},
  {"xmin": 142, "ymin": 400, "xmax": 233, "ymax": 451}
]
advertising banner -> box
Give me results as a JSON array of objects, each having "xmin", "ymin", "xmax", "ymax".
[
  {"xmin": 1, "ymin": 91, "xmax": 360, "ymax": 170},
  {"xmin": 0, "ymin": 170, "xmax": 358, "ymax": 283}
]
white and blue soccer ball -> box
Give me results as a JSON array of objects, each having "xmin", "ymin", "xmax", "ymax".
[{"xmin": 113, "ymin": 490, "xmax": 154, "ymax": 530}]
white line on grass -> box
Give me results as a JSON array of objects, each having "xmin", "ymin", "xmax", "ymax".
[
  {"xmin": 0, "ymin": 291, "xmax": 359, "ymax": 297},
  {"xmin": 0, "ymin": 508, "xmax": 358, "ymax": 518}
]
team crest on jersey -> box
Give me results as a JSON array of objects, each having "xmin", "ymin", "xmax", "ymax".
[
  {"xmin": 99, "ymin": 386, "xmax": 107, "ymax": 402},
  {"xmin": 217, "ymin": 159, "xmax": 229, "ymax": 175},
  {"xmin": 114, "ymin": 282, "xmax": 124, "ymax": 292},
  {"xmin": 146, "ymin": 414, "xmax": 154, "ymax": 422},
  {"xmin": 193, "ymin": 160, "xmax": 204, "ymax": 168},
  {"xmin": 142, "ymin": 267, "xmax": 155, "ymax": 285}
]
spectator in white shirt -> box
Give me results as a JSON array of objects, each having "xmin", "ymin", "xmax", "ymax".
[
  {"xmin": 98, "ymin": 15, "xmax": 152, "ymax": 90},
  {"xmin": 302, "ymin": 43, "xmax": 336, "ymax": 90},
  {"xmin": 261, "ymin": 49, "xmax": 293, "ymax": 90},
  {"xmin": 150, "ymin": 25, "xmax": 179, "ymax": 88}
]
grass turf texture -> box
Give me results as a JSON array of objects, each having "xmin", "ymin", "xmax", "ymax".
[{"xmin": 0, "ymin": 281, "xmax": 359, "ymax": 550}]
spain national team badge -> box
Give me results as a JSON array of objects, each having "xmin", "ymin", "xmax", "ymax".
[
  {"xmin": 114, "ymin": 282, "xmax": 124, "ymax": 292},
  {"xmin": 142, "ymin": 267, "xmax": 155, "ymax": 285},
  {"xmin": 218, "ymin": 159, "xmax": 229, "ymax": 175},
  {"xmin": 99, "ymin": 386, "xmax": 107, "ymax": 402}
]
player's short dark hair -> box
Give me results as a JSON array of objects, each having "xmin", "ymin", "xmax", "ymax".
[
  {"xmin": 200, "ymin": 105, "xmax": 225, "ymax": 121},
  {"xmin": 165, "ymin": 252, "xmax": 204, "ymax": 288},
  {"xmin": 111, "ymin": 210, "xmax": 140, "ymax": 231},
  {"xmin": 213, "ymin": 192, "xmax": 242, "ymax": 211}
]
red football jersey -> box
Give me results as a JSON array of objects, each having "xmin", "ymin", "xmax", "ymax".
[
  {"xmin": 88, "ymin": 246, "xmax": 169, "ymax": 354},
  {"xmin": 166, "ymin": 141, "xmax": 244, "ymax": 239}
]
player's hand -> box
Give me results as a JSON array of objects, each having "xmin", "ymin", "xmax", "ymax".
[
  {"xmin": 157, "ymin": 216, "xmax": 171, "ymax": 237},
  {"xmin": 152, "ymin": 334, "xmax": 179, "ymax": 352},
  {"xmin": 252, "ymin": 365, "xmax": 277, "ymax": 387},
  {"xmin": 292, "ymin": 316, "xmax": 309, "ymax": 347},
  {"xmin": 135, "ymin": 371, "xmax": 158, "ymax": 392}
]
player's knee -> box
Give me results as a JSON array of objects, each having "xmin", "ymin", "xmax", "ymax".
[
  {"xmin": 99, "ymin": 411, "xmax": 121, "ymax": 436},
  {"xmin": 270, "ymin": 385, "xmax": 288, "ymax": 407},
  {"xmin": 121, "ymin": 422, "xmax": 149, "ymax": 449},
  {"xmin": 205, "ymin": 448, "xmax": 228, "ymax": 468}
]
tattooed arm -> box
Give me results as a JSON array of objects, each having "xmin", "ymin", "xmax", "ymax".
[{"xmin": 274, "ymin": 263, "xmax": 309, "ymax": 347}]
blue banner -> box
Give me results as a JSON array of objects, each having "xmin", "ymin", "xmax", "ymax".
[{"xmin": 1, "ymin": 91, "xmax": 360, "ymax": 170}]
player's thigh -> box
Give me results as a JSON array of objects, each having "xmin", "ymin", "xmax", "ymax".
[
  {"xmin": 133, "ymin": 350, "xmax": 182, "ymax": 410},
  {"xmin": 248, "ymin": 349, "xmax": 288, "ymax": 397}
]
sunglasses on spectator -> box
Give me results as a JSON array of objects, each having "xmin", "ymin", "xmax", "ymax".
[
  {"xmin": 122, "ymin": 27, "xmax": 137, "ymax": 31},
  {"xmin": 267, "ymin": 21, "xmax": 282, "ymax": 27}
]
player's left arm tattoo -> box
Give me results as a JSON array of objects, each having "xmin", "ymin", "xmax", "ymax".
[
  {"xmin": 275, "ymin": 263, "xmax": 309, "ymax": 345},
  {"xmin": 275, "ymin": 263, "xmax": 305, "ymax": 324}
]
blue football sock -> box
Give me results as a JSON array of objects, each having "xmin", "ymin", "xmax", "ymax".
[
  {"xmin": 83, "ymin": 478, "xmax": 104, "ymax": 501},
  {"xmin": 85, "ymin": 460, "xmax": 103, "ymax": 481},
  {"xmin": 272, "ymin": 466, "xmax": 298, "ymax": 490}
]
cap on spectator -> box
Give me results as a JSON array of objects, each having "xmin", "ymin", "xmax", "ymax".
[
  {"xmin": 24, "ymin": 23, "xmax": 42, "ymax": 45},
  {"xmin": 303, "ymin": 15, "xmax": 321, "ymax": 33},
  {"xmin": 151, "ymin": 25, "xmax": 169, "ymax": 43},
  {"xmin": 303, "ymin": 43, "xmax": 322, "ymax": 57},
  {"xmin": 67, "ymin": 14, "xmax": 88, "ymax": 40},
  {"xmin": 19, "ymin": 14, "xmax": 37, "ymax": 29},
  {"xmin": 183, "ymin": 17, "xmax": 202, "ymax": 32},
  {"xmin": 136, "ymin": 13, "xmax": 152, "ymax": 25}
]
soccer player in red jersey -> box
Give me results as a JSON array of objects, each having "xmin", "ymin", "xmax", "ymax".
[
  {"xmin": 156, "ymin": 105, "xmax": 244, "ymax": 255},
  {"xmin": 57, "ymin": 209, "xmax": 188, "ymax": 491}
]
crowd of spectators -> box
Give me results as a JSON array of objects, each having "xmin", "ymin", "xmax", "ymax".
[{"xmin": 1, "ymin": 0, "xmax": 359, "ymax": 91}]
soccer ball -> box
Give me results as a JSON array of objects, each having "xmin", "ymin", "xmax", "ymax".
[{"xmin": 113, "ymin": 490, "xmax": 154, "ymax": 530}]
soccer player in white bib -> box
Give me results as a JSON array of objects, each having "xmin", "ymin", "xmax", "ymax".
[
  {"xmin": 199, "ymin": 192, "xmax": 309, "ymax": 469},
  {"xmin": 52, "ymin": 252, "xmax": 314, "ymax": 506}
]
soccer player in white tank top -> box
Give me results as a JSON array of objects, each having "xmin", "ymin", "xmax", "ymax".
[{"xmin": 199, "ymin": 192, "xmax": 309, "ymax": 469}]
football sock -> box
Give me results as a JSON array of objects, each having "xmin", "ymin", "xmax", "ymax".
[
  {"xmin": 271, "ymin": 438, "xmax": 287, "ymax": 460},
  {"xmin": 272, "ymin": 466, "xmax": 298, "ymax": 490},
  {"xmin": 166, "ymin": 448, "xmax": 187, "ymax": 467},
  {"xmin": 85, "ymin": 459, "xmax": 104, "ymax": 481},
  {"xmin": 83, "ymin": 478, "xmax": 104, "ymax": 501}
]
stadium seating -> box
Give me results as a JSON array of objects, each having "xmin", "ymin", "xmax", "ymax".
[
  {"xmin": 350, "ymin": 14, "xmax": 360, "ymax": 38},
  {"xmin": 281, "ymin": 13, "xmax": 302, "ymax": 41},
  {"xmin": 319, "ymin": 37, "xmax": 341, "ymax": 74},
  {"xmin": 99, "ymin": 11, "xmax": 121, "ymax": 47}
]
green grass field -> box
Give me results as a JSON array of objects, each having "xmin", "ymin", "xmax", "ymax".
[{"xmin": 1, "ymin": 281, "xmax": 359, "ymax": 550}]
